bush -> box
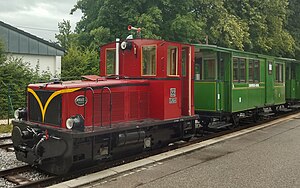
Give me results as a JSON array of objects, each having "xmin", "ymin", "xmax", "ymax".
[{"xmin": 0, "ymin": 56, "xmax": 51, "ymax": 119}]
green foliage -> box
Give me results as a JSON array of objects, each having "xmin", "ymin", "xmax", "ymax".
[
  {"xmin": 0, "ymin": 40, "xmax": 50, "ymax": 118},
  {"xmin": 287, "ymin": 0, "xmax": 300, "ymax": 59},
  {"xmin": 55, "ymin": 20, "xmax": 78, "ymax": 49},
  {"xmin": 69, "ymin": 0, "xmax": 298, "ymax": 58},
  {"xmin": 61, "ymin": 44, "xmax": 99, "ymax": 80}
]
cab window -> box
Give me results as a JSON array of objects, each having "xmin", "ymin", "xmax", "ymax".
[
  {"xmin": 142, "ymin": 46, "xmax": 156, "ymax": 76},
  {"xmin": 106, "ymin": 49, "xmax": 116, "ymax": 75},
  {"xmin": 167, "ymin": 46, "xmax": 178, "ymax": 76}
]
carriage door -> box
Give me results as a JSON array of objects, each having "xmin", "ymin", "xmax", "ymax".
[
  {"xmin": 266, "ymin": 60, "xmax": 275, "ymax": 105},
  {"xmin": 181, "ymin": 47, "xmax": 191, "ymax": 115}
]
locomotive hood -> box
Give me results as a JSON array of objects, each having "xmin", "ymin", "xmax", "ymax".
[
  {"xmin": 28, "ymin": 77, "xmax": 150, "ymax": 91},
  {"xmin": 28, "ymin": 79, "xmax": 149, "ymax": 90},
  {"xmin": 25, "ymin": 76, "xmax": 150, "ymax": 126}
]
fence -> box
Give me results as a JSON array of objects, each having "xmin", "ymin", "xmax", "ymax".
[{"xmin": 0, "ymin": 82, "xmax": 27, "ymax": 125}]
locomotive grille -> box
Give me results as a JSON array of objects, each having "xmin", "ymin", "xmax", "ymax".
[{"xmin": 28, "ymin": 90, "xmax": 62, "ymax": 126}]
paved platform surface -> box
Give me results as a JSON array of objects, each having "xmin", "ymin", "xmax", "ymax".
[{"xmin": 76, "ymin": 115, "xmax": 300, "ymax": 188}]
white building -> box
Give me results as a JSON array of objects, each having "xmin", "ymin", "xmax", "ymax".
[{"xmin": 0, "ymin": 21, "xmax": 64, "ymax": 76}]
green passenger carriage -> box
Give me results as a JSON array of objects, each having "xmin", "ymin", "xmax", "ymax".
[
  {"xmin": 285, "ymin": 59, "xmax": 300, "ymax": 104},
  {"xmin": 193, "ymin": 44, "xmax": 287, "ymax": 127}
]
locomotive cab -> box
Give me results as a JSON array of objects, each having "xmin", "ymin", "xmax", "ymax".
[{"xmin": 100, "ymin": 39, "xmax": 195, "ymax": 119}]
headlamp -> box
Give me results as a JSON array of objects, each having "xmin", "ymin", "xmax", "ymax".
[
  {"xmin": 65, "ymin": 114, "xmax": 84, "ymax": 131},
  {"xmin": 14, "ymin": 108, "xmax": 27, "ymax": 120}
]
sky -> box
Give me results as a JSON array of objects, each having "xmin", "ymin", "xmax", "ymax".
[{"xmin": 0, "ymin": 0, "xmax": 82, "ymax": 42}]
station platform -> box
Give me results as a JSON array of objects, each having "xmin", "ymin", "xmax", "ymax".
[{"xmin": 50, "ymin": 113, "xmax": 300, "ymax": 188}]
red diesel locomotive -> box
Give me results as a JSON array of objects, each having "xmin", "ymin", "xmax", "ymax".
[{"xmin": 12, "ymin": 38, "xmax": 197, "ymax": 175}]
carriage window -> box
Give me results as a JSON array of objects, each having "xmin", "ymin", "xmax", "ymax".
[
  {"xmin": 142, "ymin": 46, "xmax": 156, "ymax": 75},
  {"xmin": 239, "ymin": 58, "xmax": 246, "ymax": 82},
  {"xmin": 233, "ymin": 57, "xmax": 246, "ymax": 83},
  {"xmin": 286, "ymin": 64, "xmax": 290, "ymax": 80},
  {"xmin": 275, "ymin": 63, "xmax": 284, "ymax": 83},
  {"xmin": 249, "ymin": 60, "xmax": 254, "ymax": 82},
  {"xmin": 254, "ymin": 60, "xmax": 260, "ymax": 82},
  {"xmin": 106, "ymin": 49, "xmax": 116, "ymax": 75},
  {"xmin": 203, "ymin": 59, "xmax": 216, "ymax": 80},
  {"xmin": 233, "ymin": 58, "xmax": 238, "ymax": 81},
  {"xmin": 289, "ymin": 64, "xmax": 296, "ymax": 79},
  {"xmin": 292, "ymin": 64, "xmax": 296, "ymax": 79},
  {"xmin": 249, "ymin": 60, "xmax": 260, "ymax": 83},
  {"xmin": 195, "ymin": 57, "xmax": 202, "ymax": 81},
  {"xmin": 218, "ymin": 54, "xmax": 225, "ymax": 81},
  {"xmin": 268, "ymin": 61, "xmax": 273, "ymax": 75},
  {"xmin": 167, "ymin": 46, "xmax": 178, "ymax": 76}
]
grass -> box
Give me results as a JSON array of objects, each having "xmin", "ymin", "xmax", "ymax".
[{"xmin": 0, "ymin": 124, "xmax": 12, "ymax": 133}]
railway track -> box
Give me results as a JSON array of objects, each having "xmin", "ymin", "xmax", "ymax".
[
  {"xmin": 0, "ymin": 136, "xmax": 13, "ymax": 150},
  {"xmin": 0, "ymin": 165, "xmax": 59, "ymax": 188},
  {"xmin": 1, "ymin": 109, "xmax": 299, "ymax": 187}
]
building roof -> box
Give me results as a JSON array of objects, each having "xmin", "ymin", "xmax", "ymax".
[{"xmin": 0, "ymin": 21, "xmax": 64, "ymax": 56}]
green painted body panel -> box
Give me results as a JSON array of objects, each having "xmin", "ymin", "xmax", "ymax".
[
  {"xmin": 265, "ymin": 61, "xmax": 275, "ymax": 105},
  {"xmin": 285, "ymin": 80, "xmax": 295, "ymax": 99},
  {"xmin": 194, "ymin": 82, "xmax": 216, "ymax": 111},
  {"xmin": 231, "ymin": 85, "xmax": 266, "ymax": 112},
  {"xmin": 274, "ymin": 85, "xmax": 285, "ymax": 104},
  {"xmin": 295, "ymin": 65, "xmax": 300, "ymax": 100},
  {"xmin": 217, "ymin": 82, "xmax": 225, "ymax": 111}
]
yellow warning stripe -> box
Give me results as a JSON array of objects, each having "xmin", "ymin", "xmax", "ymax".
[{"xmin": 27, "ymin": 88, "xmax": 81, "ymax": 122}]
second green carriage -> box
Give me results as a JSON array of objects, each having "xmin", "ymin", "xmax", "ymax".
[
  {"xmin": 193, "ymin": 44, "xmax": 289, "ymax": 127},
  {"xmin": 285, "ymin": 59, "xmax": 300, "ymax": 104}
]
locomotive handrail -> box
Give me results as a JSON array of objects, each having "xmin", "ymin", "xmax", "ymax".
[
  {"xmin": 101, "ymin": 87, "xmax": 112, "ymax": 128},
  {"xmin": 84, "ymin": 87, "xmax": 95, "ymax": 131}
]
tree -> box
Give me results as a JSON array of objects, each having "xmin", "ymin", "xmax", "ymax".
[
  {"xmin": 61, "ymin": 44, "xmax": 99, "ymax": 79},
  {"xmin": 70, "ymin": 0, "xmax": 297, "ymax": 57},
  {"xmin": 71, "ymin": 0, "xmax": 206, "ymax": 45},
  {"xmin": 55, "ymin": 20, "xmax": 78, "ymax": 50},
  {"xmin": 223, "ymin": 0, "xmax": 295, "ymax": 57},
  {"xmin": 287, "ymin": 0, "xmax": 300, "ymax": 59}
]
